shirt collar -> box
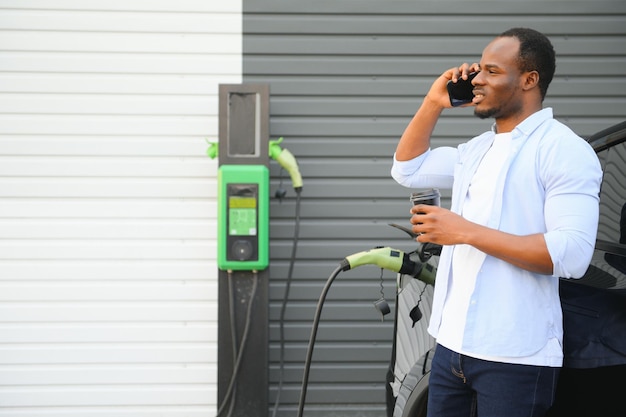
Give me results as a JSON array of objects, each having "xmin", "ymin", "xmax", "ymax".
[{"xmin": 490, "ymin": 108, "xmax": 554, "ymax": 137}]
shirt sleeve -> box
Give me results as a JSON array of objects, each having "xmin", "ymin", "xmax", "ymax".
[
  {"xmin": 544, "ymin": 195, "xmax": 599, "ymax": 278},
  {"xmin": 391, "ymin": 147, "xmax": 458, "ymax": 189},
  {"xmin": 543, "ymin": 141, "xmax": 602, "ymax": 278}
]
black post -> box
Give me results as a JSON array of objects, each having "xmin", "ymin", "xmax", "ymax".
[{"xmin": 217, "ymin": 84, "xmax": 269, "ymax": 417}]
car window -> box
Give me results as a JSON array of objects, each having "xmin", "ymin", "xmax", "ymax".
[{"xmin": 577, "ymin": 138, "xmax": 626, "ymax": 290}]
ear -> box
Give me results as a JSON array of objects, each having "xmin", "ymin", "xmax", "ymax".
[{"xmin": 522, "ymin": 70, "xmax": 540, "ymax": 91}]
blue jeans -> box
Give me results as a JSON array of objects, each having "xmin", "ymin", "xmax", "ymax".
[{"xmin": 427, "ymin": 344, "xmax": 559, "ymax": 417}]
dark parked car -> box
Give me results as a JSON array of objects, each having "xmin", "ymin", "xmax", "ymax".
[{"xmin": 387, "ymin": 120, "xmax": 626, "ymax": 417}]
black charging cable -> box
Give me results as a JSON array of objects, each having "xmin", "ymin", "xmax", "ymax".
[
  {"xmin": 216, "ymin": 270, "xmax": 259, "ymax": 417},
  {"xmin": 272, "ymin": 186, "xmax": 302, "ymax": 417},
  {"xmin": 297, "ymin": 264, "xmax": 344, "ymax": 417}
]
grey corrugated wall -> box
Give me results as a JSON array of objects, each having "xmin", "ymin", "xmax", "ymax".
[{"xmin": 243, "ymin": 1, "xmax": 626, "ymax": 416}]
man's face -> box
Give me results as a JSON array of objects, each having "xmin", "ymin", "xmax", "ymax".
[{"xmin": 472, "ymin": 37, "xmax": 526, "ymax": 120}]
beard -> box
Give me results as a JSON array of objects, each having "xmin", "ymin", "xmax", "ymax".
[
  {"xmin": 474, "ymin": 105, "xmax": 501, "ymax": 119},
  {"xmin": 474, "ymin": 87, "xmax": 522, "ymax": 120}
]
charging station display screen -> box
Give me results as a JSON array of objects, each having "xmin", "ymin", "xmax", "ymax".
[{"xmin": 228, "ymin": 195, "xmax": 257, "ymax": 236}]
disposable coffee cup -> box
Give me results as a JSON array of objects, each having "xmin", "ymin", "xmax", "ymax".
[{"xmin": 410, "ymin": 188, "xmax": 440, "ymax": 207}]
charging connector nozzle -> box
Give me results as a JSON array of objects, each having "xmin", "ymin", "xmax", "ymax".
[
  {"xmin": 340, "ymin": 247, "xmax": 416, "ymax": 275},
  {"xmin": 340, "ymin": 246, "xmax": 435, "ymax": 285},
  {"xmin": 269, "ymin": 137, "xmax": 303, "ymax": 190}
]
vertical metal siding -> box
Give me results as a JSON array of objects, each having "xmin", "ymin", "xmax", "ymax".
[
  {"xmin": 0, "ymin": 1, "xmax": 241, "ymax": 415},
  {"xmin": 243, "ymin": 1, "xmax": 626, "ymax": 416}
]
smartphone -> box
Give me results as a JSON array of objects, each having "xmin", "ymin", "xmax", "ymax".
[{"xmin": 447, "ymin": 72, "xmax": 478, "ymax": 107}]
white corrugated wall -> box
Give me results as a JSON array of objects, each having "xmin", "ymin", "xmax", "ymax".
[{"xmin": 0, "ymin": 1, "xmax": 240, "ymax": 415}]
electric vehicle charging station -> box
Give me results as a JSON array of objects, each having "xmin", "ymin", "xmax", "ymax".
[
  {"xmin": 210, "ymin": 84, "xmax": 304, "ymax": 417},
  {"xmin": 213, "ymin": 84, "xmax": 270, "ymax": 417}
]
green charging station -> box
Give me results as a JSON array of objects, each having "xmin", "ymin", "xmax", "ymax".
[
  {"xmin": 210, "ymin": 84, "xmax": 303, "ymax": 417},
  {"xmin": 213, "ymin": 84, "xmax": 270, "ymax": 417},
  {"xmin": 218, "ymin": 164, "xmax": 269, "ymax": 271}
]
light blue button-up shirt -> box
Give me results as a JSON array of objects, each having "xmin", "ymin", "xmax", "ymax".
[{"xmin": 391, "ymin": 108, "xmax": 602, "ymax": 358}]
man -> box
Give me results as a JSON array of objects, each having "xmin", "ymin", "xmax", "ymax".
[{"xmin": 391, "ymin": 28, "xmax": 602, "ymax": 417}]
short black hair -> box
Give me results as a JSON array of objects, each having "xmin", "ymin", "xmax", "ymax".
[{"xmin": 499, "ymin": 28, "xmax": 556, "ymax": 100}]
